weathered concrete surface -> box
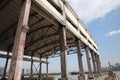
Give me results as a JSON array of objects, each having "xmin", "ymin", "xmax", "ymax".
[
  {"xmin": 87, "ymin": 75, "xmax": 108, "ymax": 80},
  {"xmin": 24, "ymin": 77, "xmax": 55, "ymax": 80}
]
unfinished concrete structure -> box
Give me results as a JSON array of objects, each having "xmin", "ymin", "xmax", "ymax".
[{"xmin": 0, "ymin": 0, "xmax": 102, "ymax": 80}]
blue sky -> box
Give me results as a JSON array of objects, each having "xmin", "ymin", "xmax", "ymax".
[
  {"xmin": 47, "ymin": 0, "xmax": 120, "ymax": 72},
  {"xmin": 0, "ymin": 0, "xmax": 120, "ymax": 73},
  {"xmin": 49, "ymin": 0, "xmax": 120, "ymax": 72},
  {"xmin": 66, "ymin": 0, "xmax": 120, "ymax": 70},
  {"xmin": 87, "ymin": 7, "xmax": 120, "ymax": 67}
]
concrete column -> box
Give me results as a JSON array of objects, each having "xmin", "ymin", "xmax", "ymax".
[
  {"xmin": 30, "ymin": 55, "xmax": 33, "ymax": 78},
  {"xmin": 22, "ymin": 69, "xmax": 25, "ymax": 75},
  {"xmin": 21, "ymin": 69, "xmax": 25, "ymax": 79},
  {"xmin": 8, "ymin": 0, "xmax": 31, "ymax": 80},
  {"xmin": 76, "ymin": 40, "xmax": 85, "ymax": 80},
  {"xmin": 95, "ymin": 54, "xmax": 100, "ymax": 76},
  {"xmin": 85, "ymin": 47, "xmax": 93, "ymax": 79},
  {"xmin": 94, "ymin": 57, "xmax": 99, "ymax": 77},
  {"xmin": 90, "ymin": 51, "xmax": 98, "ymax": 77},
  {"xmin": 39, "ymin": 57, "xmax": 42, "ymax": 78},
  {"xmin": 1, "ymin": 51, "xmax": 10, "ymax": 80},
  {"xmin": 97, "ymin": 55, "xmax": 102, "ymax": 75},
  {"xmin": 60, "ymin": 26, "xmax": 68, "ymax": 80},
  {"xmin": 46, "ymin": 57, "xmax": 48, "ymax": 78}
]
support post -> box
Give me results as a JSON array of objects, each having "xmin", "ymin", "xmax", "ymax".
[
  {"xmin": 60, "ymin": 26, "xmax": 68, "ymax": 80},
  {"xmin": 76, "ymin": 40, "xmax": 85, "ymax": 80},
  {"xmin": 21, "ymin": 69, "xmax": 25, "ymax": 80},
  {"xmin": 39, "ymin": 57, "xmax": 42, "ymax": 78},
  {"xmin": 97, "ymin": 55, "xmax": 102, "ymax": 76},
  {"xmin": 95, "ymin": 54, "xmax": 100, "ymax": 76},
  {"xmin": 1, "ymin": 50, "xmax": 10, "ymax": 80},
  {"xmin": 90, "ymin": 51, "xmax": 98, "ymax": 77},
  {"xmin": 30, "ymin": 55, "xmax": 33, "ymax": 78},
  {"xmin": 99, "ymin": 56, "xmax": 102, "ymax": 74},
  {"xmin": 85, "ymin": 47, "xmax": 93, "ymax": 79},
  {"xmin": 46, "ymin": 57, "xmax": 48, "ymax": 78},
  {"xmin": 94, "ymin": 56, "xmax": 99, "ymax": 77},
  {"xmin": 8, "ymin": 0, "xmax": 31, "ymax": 80}
]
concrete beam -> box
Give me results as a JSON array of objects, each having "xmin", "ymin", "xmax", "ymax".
[
  {"xmin": 0, "ymin": 54, "xmax": 48, "ymax": 63},
  {"xmin": 32, "ymin": 0, "xmax": 99, "ymax": 55}
]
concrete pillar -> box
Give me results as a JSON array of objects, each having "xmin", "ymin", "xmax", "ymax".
[
  {"xmin": 85, "ymin": 47, "xmax": 94, "ymax": 79},
  {"xmin": 46, "ymin": 57, "xmax": 48, "ymax": 78},
  {"xmin": 60, "ymin": 26, "xmax": 68, "ymax": 80},
  {"xmin": 97, "ymin": 55, "xmax": 102, "ymax": 75},
  {"xmin": 30, "ymin": 55, "xmax": 33, "ymax": 78},
  {"xmin": 21, "ymin": 69, "xmax": 25, "ymax": 79},
  {"xmin": 22, "ymin": 69, "xmax": 25, "ymax": 75},
  {"xmin": 8, "ymin": 0, "xmax": 31, "ymax": 80},
  {"xmin": 39, "ymin": 57, "xmax": 42, "ymax": 78},
  {"xmin": 95, "ymin": 54, "xmax": 100, "ymax": 76},
  {"xmin": 1, "ymin": 51, "xmax": 9, "ymax": 80},
  {"xmin": 94, "ymin": 54, "xmax": 98, "ymax": 76},
  {"xmin": 94, "ymin": 58, "xmax": 99, "ymax": 77},
  {"xmin": 76, "ymin": 40, "xmax": 85, "ymax": 80},
  {"xmin": 90, "ymin": 51, "xmax": 98, "ymax": 77}
]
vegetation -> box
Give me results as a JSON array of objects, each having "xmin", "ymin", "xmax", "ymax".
[{"xmin": 111, "ymin": 63, "xmax": 120, "ymax": 71}]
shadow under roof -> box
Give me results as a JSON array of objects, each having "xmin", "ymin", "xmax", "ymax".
[{"xmin": 0, "ymin": 0, "xmax": 77, "ymax": 58}]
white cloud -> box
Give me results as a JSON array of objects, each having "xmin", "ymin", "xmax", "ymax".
[
  {"xmin": 67, "ymin": 0, "xmax": 120, "ymax": 23},
  {"xmin": 106, "ymin": 29, "xmax": 120, "ymax": 36}
]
